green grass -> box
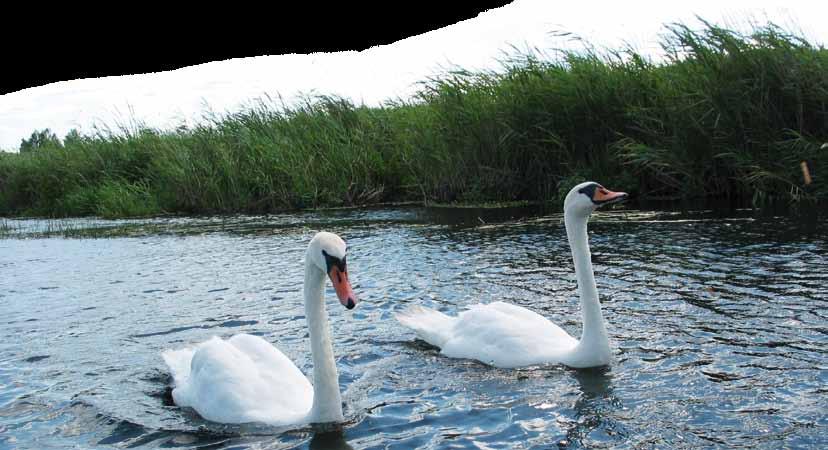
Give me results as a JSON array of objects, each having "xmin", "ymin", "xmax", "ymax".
[{"xmin": 1, "ymin": 20, "xmax": 826, "ymax": 218}]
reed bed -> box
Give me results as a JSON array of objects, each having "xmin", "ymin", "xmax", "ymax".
[{"xmin": 1, "ymin": 21, "xmax": 825, "ymax": 218}]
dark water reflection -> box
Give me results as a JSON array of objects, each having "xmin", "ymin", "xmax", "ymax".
[{"xmin": 1, "ymin": 204, "xmax": 826, "ymax": 449}]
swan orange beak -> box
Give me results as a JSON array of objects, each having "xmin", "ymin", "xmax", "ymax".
[
  {"xmin": 593, "ymin": 188, "xmax": 628, "ymax": 206},
  {"xmin": 329, "ymin": 266, "xmax": 357, "ymax": 310}
]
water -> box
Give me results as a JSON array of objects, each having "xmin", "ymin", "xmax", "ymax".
[{"xmin": 1, "ymin": 205, "xmax": 826, "ymax": 449}]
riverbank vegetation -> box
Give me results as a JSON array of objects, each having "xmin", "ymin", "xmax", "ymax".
[{"xmin": 1, "ymin": 21, "xmax": 826, "ymax": 218}]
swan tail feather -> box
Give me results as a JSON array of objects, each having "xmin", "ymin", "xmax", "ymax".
[{"xmin": 395, "ymin": 305, "xmax": 455, "ymax": 348}]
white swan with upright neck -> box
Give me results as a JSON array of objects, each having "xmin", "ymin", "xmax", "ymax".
[
  {"xmin": 162, "ymin": 232, "xmax": 357, "ymax": 425},
  {"xmin": 395, "ymin": 182, "xmax": 628, "ymax": 369}
]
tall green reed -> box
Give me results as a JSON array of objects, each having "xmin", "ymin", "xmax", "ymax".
[{"xmin": 0, "ymin": 21, "xmax": 824, "ymax": 218}]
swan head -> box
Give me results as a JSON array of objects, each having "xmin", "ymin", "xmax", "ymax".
[
  {"xmin": 564, "ymin": 181, "xmax": 628, "ymax": 217},
  {"xmin": 308, "ymin": 232, "xmax": 358, "ymax": 310}
]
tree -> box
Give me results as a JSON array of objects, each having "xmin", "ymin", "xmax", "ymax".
[
  {"xmin": 19, "ymin": 129, "xmax": 62, "ymax": 153},
  {"xmin": 63, "ymin": 129, "xmax": 83, "ymax": 147}
]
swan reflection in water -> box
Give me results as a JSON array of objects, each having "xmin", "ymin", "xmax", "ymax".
[
  {"xmin": 560, "ymin": 366, "xmax": 627, "ymax": 447},
  {"xmin": 309, "ymin": 428, "xmax": 354, "ymax": 450}
]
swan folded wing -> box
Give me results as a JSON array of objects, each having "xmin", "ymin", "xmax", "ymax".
[
  {"xmin": 441, "ymin": 302, "xmax": 578, "ymax": 368},
  {"xmin": 162, "ymin": 334, "xmax": 313, "ymax": 425}
]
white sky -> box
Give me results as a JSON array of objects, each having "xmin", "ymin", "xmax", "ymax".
[{"xmin": 1, "ymin": 0, "xmax": 825, "ymax": 151}]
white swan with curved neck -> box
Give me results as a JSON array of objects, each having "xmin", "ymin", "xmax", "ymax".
[
  {"xmin": 162, "ymin": 232, "xmax": 357, "ymax": 425},
  {"xmin": 395, "ymin": 182, "xmax": 627, "ymax": 369}
]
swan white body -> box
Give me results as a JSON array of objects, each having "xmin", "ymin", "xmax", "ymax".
[
  {"xmin": 395, "ymin": 182, "xmax": 627, "ymax": 369},
  {"xmin": 162, "ymin": 232, "xmax": 357, "ymax": 425}
]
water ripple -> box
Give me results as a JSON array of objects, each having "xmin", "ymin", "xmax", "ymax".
[{"xmin": 1, "ymin": 206, "xmax": 827, "ymax": 448}]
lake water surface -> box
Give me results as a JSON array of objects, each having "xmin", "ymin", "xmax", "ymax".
[{"xmin": 1, "ymin": 205, "xmax": 826, "ymax": 449}]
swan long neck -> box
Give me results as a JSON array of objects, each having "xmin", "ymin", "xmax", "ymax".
[
  {"xmin": 304, "ymin": 258, "xmax": 344, "ymax": 423},
  {"xmin": 565, "ymin": 210, "xmax": 610, "ymax": 353}
]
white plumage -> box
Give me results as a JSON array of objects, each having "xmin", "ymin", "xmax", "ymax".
[
  {"xmin": 396, "ymin": 302, "xmax": 577, "ymax": 368},
  {"xmin": 162, "ymin": 232, "xmax": 357, "ymax": 426},
  {"xmin": 162, "ymin": 334, "xmax": 312, "ymax": 425},
  {"xmin": 396, "ymin": 182, "xmax": 628, "ymax": 369}
]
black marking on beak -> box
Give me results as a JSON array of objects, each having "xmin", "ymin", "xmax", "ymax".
[
  {"xmin": 322, "ymin": 249, "xmax": 347, "ymax": 273},
  {"xmin": 345, "ymin": 298, "xmax": 355, "ymax": 309},
  {"xmin": 578, "ymin": 183, "xmax": 600, "ymax": 199}
]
